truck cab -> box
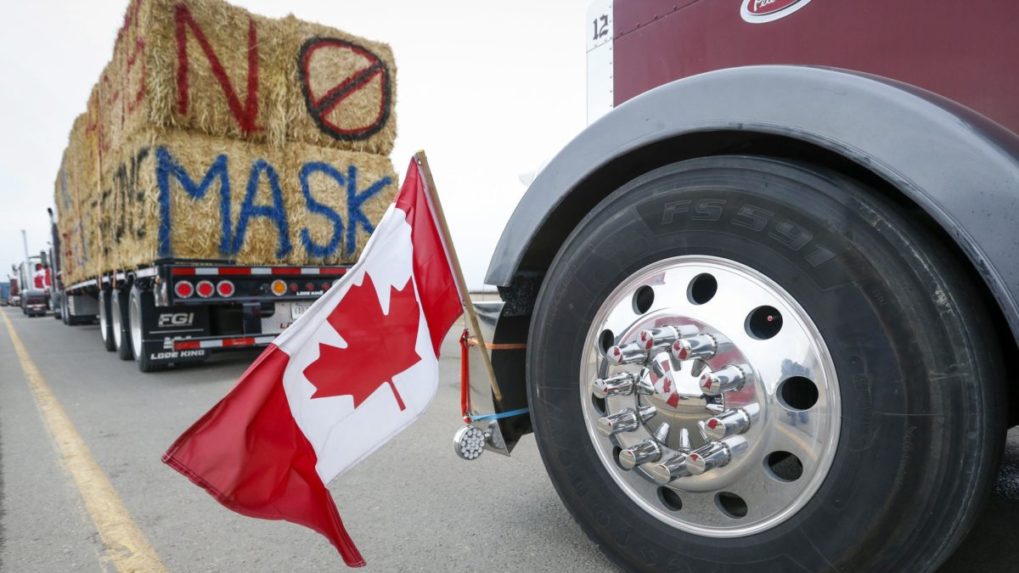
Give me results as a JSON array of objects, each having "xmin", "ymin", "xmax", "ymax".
[{"xmin": 471, "ymin": 1, "xmax": 1019, "ymax": 570}]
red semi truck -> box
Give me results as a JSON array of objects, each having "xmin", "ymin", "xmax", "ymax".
[{"xmin": 463, "ymin": 1, "xmax": 1019, "ymax": 571}]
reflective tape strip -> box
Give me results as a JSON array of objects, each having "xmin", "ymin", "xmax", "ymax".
[
  {"xmin": 170, "ymin": 266, "xmax": 346, "ymax": 278},
  {"xmin": 174, "ymin": 336, "xmax": 275, "ymax": 351},
  {"xmin": 223, "ymin": 337, "xmax": 255, "ymax": 347}
]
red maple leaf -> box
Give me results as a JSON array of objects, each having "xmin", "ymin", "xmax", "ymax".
[{"xmin": 302, "ymin": 273, "xmax": 421, "ymax": 410}]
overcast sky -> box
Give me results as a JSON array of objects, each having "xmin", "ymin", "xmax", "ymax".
[{"xmin": 0, "ymin": 0, "xmax": 590, "ymax": 289}]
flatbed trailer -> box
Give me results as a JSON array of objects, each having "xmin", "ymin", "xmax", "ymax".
[{"xmin": 59, "ymin": 260, "xmax": 346, "ymax": 372}]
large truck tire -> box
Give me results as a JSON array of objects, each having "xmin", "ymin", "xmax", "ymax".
[
  {"xmin": 527, "ymin": 156, "xmax": 1006, "ymax": 572},
  {"xmin": 111, "ymin": 286, "xmax": 134, "ymax": 361},
  {"xmin": 99, "ymin": 289, "xmax": 116, "ymax": 351},
  {"xmin": 128, "ymin": 285, "xmax": 162, "ymax": 372}
]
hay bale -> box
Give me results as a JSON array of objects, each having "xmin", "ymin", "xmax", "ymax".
[
  {"xmin": 94, "ymin": 0, "xmax": 395, "ymax": 153},
  {"xmin": 57, "ymin": 0, "xmax": 401, "ymax": 278},
  {"xmin": 95, "ymin": 129, "xmax": 397, "ymax": 272},
  {"xmin": 283, "ymin": 142, "xmax": 397, "ymax": 264},
  {"xmin": 281, "ymin": 17, "xmax": 397, "ymax": 156},
  {"xmin": 141, "ymin": 0, "xmax": 290, "ymax": 145},
  {"xmin": 63, "ymin": 113, "xmax": 100, "ymax": 282}
]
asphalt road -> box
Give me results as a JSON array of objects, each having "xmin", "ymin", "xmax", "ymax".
[{"xmin": 0, "ymin": 307, "xmax": 1016, "ymax": 572}]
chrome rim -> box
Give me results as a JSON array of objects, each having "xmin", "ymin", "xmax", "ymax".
[
  {"xmin": 111, "ymin": 292, "xmax": 123, "ymax": 349},
  {"xmin": 129, "ymin": 290, "xmax": 143, "ymax": 360},
  {"xmin": 99, "ymin": 292, "xmax": 109, "ymax": 343},
  {"xmin": 580, "ymin": 255, "xmax": 840, "ymax": 537}
]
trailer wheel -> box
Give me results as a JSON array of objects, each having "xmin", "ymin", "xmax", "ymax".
[
  {"xmin": 111, "ymin": 287, "xmax": 134, "ymax": 361},
  {"xmin": 527, "ymin": 156, "xmax": 1006, "ymax": 572},
  {"xmin": 99, "ymin": 289, "xmax": 116, "ymax": 351},
  {"xmin": 129, "ymin": 285, "xmax": 162, "ymax": 372}
]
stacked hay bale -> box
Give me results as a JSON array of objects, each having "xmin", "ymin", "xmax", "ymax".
[{"xmin": 55, "ymin": 0, "xmax": 398, "ymax": 284}]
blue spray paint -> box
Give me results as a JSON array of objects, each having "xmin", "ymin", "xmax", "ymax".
[
  {"xmin": 154, "ymin": 146, "xmax": 390, "ymax": 260},
  {"xmin": 156, "ymin": 147, "xmax": 231, "ymax": 257},
  {"xmin": 343, "ymin": 165, "xmax": 392, "ymax": 256},
  {"xmin": 298, "ymin": 162, "xmax": 345, "ymax": 258},
  {"xmin": 231, "ymin": 159, "xmax": 291, "ymax": 258}
]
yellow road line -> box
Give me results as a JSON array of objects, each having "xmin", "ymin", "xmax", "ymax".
[{"xmin": 1, "ymin": 309, "xmax": 167, "ymax": 573}]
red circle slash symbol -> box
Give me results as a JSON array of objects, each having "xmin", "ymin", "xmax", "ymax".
[{"xmin": 298, "ymin": 37, "xmax": 392, "ymax": 142}]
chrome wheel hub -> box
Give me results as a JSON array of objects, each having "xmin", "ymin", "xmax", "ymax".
[
  {"xmin": 99, "ymin": 292, "xmax": 109, "ymax": 342},
  {"xmin": 130, "ymin": 291, "xmax": 143, "ymax": 358},
  {"xmin": 112, "ymin": 294, "xmax": 122, "ymax": 348},
  {"xmin": 581, "ymin": 256, "xmax": 840, "ymax": 537}
]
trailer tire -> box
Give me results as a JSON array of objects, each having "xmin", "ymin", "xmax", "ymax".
[
  {"xmin": 111, "ymin": 287, "xmax": 134, "ymax": 361},
  {"xmin": 99, "ymin": 289, "xmax": 116, "ymax": 351},
  {"xmin": 129, "ymin": 285, "xmax": 162, "ymax": 372},
  {"xmin": 527, "ymin": 156, "xmax": 1006, "ymax": 572}
]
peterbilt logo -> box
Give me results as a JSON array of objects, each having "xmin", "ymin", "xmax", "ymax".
[{"xmin": 740, "ymin": 0, "xmax": 812, "ymax": 23}]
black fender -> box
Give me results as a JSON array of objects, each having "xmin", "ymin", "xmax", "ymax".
[{"xmin": 485, "ymin": 65, "xmax": 1019, "ymax": 345}]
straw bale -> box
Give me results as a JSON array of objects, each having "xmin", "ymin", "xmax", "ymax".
[
  {"xmin": 93, "ymin": 0, "xmax": 396, "ymax": 152},
  {"xmin": 281, "ymin": 17, "xmax": 397, "ymax": 155},
  {"xmin": 142, "ymin": 0, "xmax": 289, "ymax": 144},
  {"xmin": 283, "ymin": 142, "xmax": 397, "ymax": 265},
  {"xmin": 56, "ymin": 0, "xmax": 402, "ymax": 277},
  {"xmin": 93, "ymin": 129, "xmax": 396, "ymax": 272},
  {"xmin": 61, "ymin": 113, "xmax": 100, "ymax": 283}
]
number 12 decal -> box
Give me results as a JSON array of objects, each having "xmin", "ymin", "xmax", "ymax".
[{"xmin": 592, "ymin": 14, "xmax": 609, "ymax": 40}]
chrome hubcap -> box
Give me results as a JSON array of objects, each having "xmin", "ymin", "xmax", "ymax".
[
  {"xmin": 99, "ymin": 292, "xmax": 109, "ymax": 342},
  {"xmin": 581, "ymin": 256, "xmax": 840, "ymax": 537},
  {"xmin": 130, "ymin": 290, "xmax": 143, "ymax": 358},
  {"xmin": 112, "ymin": 293, "xmax": 122, "ymax": 348}
]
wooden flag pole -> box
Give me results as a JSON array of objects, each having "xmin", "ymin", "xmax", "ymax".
[{"xmin": 413, "ymin": 151, "xmax": 503, "ymax": 403}]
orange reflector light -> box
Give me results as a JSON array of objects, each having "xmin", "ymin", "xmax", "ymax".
[{"xmin": 270, "ymin": 279, "xmax": 287, "ymax": 296}]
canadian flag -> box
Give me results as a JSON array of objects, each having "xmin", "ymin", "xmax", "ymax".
[{"xmin": 163, "ymin": 157, "xmax": 463, "ymax": 567}]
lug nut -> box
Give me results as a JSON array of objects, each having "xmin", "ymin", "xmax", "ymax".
[
  {"xmin": 638, "ymin": 325, "xmax": 699, "ymax": 350},
  {"xmin": 648, "ymin": 454, "xmax": 693, "ymax": 484},
  {"xmin": 592, "ymin": 372, "xmax": 636, "ymax": 399},
  {"xmin": 635, "ymin": 369, "xmax": 656, "ymax": 395},
  {"xmin": 649, "ymin": 351, "xmax": 670, "ymax": 377},
  {"xmin": 618, "ymin": 439, "xmax": 662, "ymax": 470},
  {"xmin": 699, "ymin": 365, "xmax": 747, "ymax": 396},
  {"xmin": 597, "ymin": 409, "xmax": 640, "ymax": 436},
  {"xmin": 687, "ymin": 441, "xmax": 732, "ymax": 475},
  {"xmin": 670, "ymin": 333, "xmax": 717, "ymax": 361},
  {"xmin": 653, "ymin": 423, "xmax": 671, "ymax": 444},
  {"xmin": 678, "ymin": 427, "xmax": 692, "ymax": 452},
  {"xmin": 704, "ymin": 408, "xmax": 751, "ymax": 441},
  {"xmin": 638, "ymin": 405, "xmax": 657, "ymax": 423},
  {"xmin": 607, "ymin": 342, "xmax": 648, "ymax": 365},
  {"xmin": 705, "ymin": 403, "xmax": 725, "ymax": 414}
]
